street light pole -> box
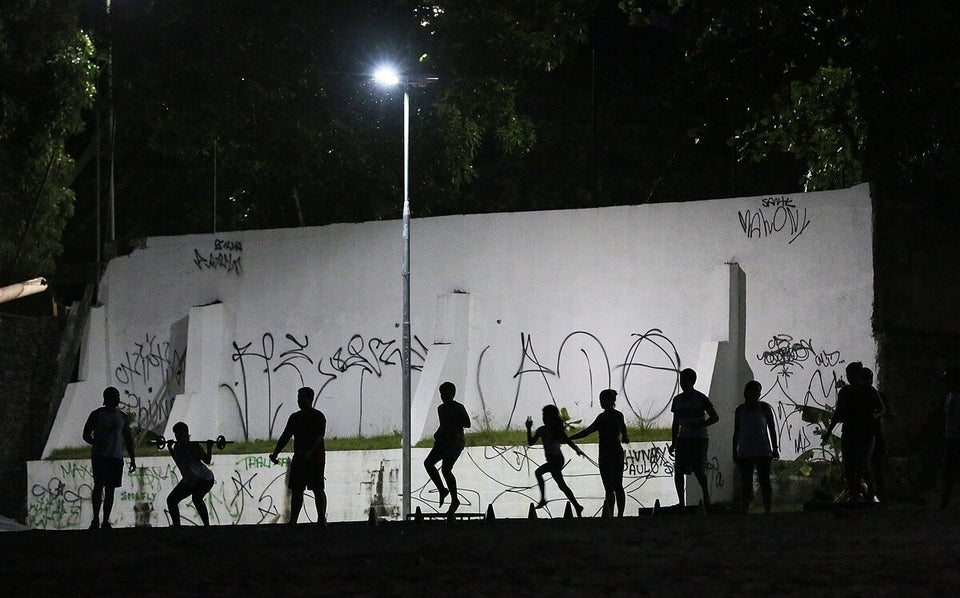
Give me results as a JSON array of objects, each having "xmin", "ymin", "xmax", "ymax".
[
  {"xmin": 106, "ymin": 0, "xmax": 116, "ymax": 243},
  {"xmin": 373, "ymin": 65, "xmax": 419, "ymax": 519},
  {"xmin": 400, "ymin": 88, "xmax": 412, "ymax": 519},
  {"xmin": 374, "ymin": 67, "xmax": 438, "ymax": 519}
]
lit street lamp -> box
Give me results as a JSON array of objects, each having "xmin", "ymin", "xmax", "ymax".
[{"xmin": 373, "ymin": 65, "xmax": 436, "ymax": 518}]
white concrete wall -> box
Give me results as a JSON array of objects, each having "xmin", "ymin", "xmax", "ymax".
[
  {"xmin": 42, "ymin": 184, "xmax": 877, "ymax": 504},
  {"xmin": 26, "ymin": 443, "xmax": 676, "ymax": 528}
]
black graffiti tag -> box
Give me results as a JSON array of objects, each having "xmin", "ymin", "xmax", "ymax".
[{"xmin": 738, "ymin": 197, "xmax": 811, "ymax": 244}]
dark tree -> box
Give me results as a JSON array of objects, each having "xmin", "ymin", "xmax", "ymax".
[
  {"xmin": 0, "ymin": 0, "xmax": 97, "ymax": 284},
  {"xmin": 619, "ymin": 0, "xmax": 960, "ymax": 192}
]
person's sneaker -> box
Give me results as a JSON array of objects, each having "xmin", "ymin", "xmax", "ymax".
[
  {"xmin": 101, "ymin": 521, "xmax": 112, "ymax": 530},
  {"xmin": 88, "ymin": 520, "xmax": 100, "ymax": 530}
]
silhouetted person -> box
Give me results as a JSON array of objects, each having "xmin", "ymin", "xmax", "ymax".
[
  {"xmin": 669, "ymin": 368, "xmax": 719, "ymax": 507},
  {"xmin": 82, "ymin": 386, "xmax": 136, "ymax": 529},
  {"xmin": 569, "ymin": 389, "xmax": 630, "ymax": 517},
  {"xmin": 423, "ymin": 381, "xmax": 470, "ymax": 516},
  {"xmin": 941, "ymin": 367, "xmax": 960, "ymax": 509},
  {"xmin": 165, "ymin": 422, "xmax": 215, "ymax": 526},
  {"xmin": 526, "ymin": 404, "xmax": 585, "ymax": 516},
  {"xmin": 270, "ymin": 387, "xmax": 327, "ymax": 525},
  {"xmin": 732, "ymin": 381, "xmax": 779, "ymax": 513},
  {"xmin": 864, "ymin": 367, "xmax": 893, "ymax": 503},
  {"xmin": 823, "ymin": 362, "xmax": 884, "ymax": 502}
]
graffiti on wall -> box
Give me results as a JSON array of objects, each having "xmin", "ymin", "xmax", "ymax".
[
  {"xmin": 198, "ymin": 457, "xmax": 294, "ymax": 526},
  {"xmin": 28, "ymin": 463, "xmax": 90, "ymax": 530},
  {"xmin": 193, "ymin": 238, "xmax": 243, "ymax": 275},
  {"xmin": 113, "ymin": 326, "xmax": 682, "ymax": 451},
  {"xmin": 25, "ymin": 457, "xmax": 318, "ymax": 529},
  {"xmin": 112, "ymin": 333, "xmax": 186, "ymax": 436},
  {"xmin": 223, "ymin": 331, "xmax": 429, "ymax": 439},
  {"xmin": 487, "ymin": 329, "xmax": 682, "ymax": 430},
  {"xmin": 756, "ymin": 333, "xmax": 845, "ymax": 455},
  {"xmin": 738, "ymin": 196, "xmax": 812, "ymax": 244},
  {"xmin": 28, "ymin": 442, "xmax": 679, "ymax": 528},
  {"xmin": 442, "ymin": 442, "xmax": 680, "ymax": 516}
]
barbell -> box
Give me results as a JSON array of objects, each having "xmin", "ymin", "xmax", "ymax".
[{"xmin": 152, "ymin": 434, "xmax": 234, "ymax": 451}]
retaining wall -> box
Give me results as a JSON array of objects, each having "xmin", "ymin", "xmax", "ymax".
[
  {"xmin": 40, "ymin": 184, "xmax": 877, "ymax": 505},
  {"xmin": 27, "ymin": 442, "xmax": 677, "ymax": 528}
]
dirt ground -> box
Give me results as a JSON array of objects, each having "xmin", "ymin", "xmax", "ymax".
[{"xmin": 3, "ymin": 505, "xmax": 960, "ymax": 596}]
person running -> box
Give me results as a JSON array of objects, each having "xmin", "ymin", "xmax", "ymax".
[
  {"xmin": 669, "ymin": 368, "xmax": 720, "ymax": 507},
  {"xmin": 82, "ymin": 387, "xmax": 136, "ymax": 529},
  {"xmin": 822, "ymin": 362, "xmax": 885, "ymax": 501},
  {"xmin": 270, "ymin": 387, "xmax": 327, "ymax": 525},
  {"xmin": 423, "ymin": 381, "xmax": 471, "ymax": 516},
  {"xmin": 526, "ymin": 404, "xmax": 585, "ymax": 516},
  {"xmin": 569, "ymin": 389, "xmax": 630, "ymax": 517},
  {"xmin": 732, "ymin": 381, "xmax": 779, "ymax": 513},
  {"xmin": 165, "ymin": 422, "xmax": 215, "ymax": 526}
]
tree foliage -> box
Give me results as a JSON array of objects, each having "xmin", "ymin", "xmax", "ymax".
[
  {"xmin": 40, "ymin": 0, "xmax": 960, "ymax": 279},
  {"xmin": 0, "ymin": 0, "xmax": 97, "ymax": 284},
  {"xmin": 87, "ymin": 0, "xmax": 610, "ymax": 236},
  {"xmin": 61, "ymin": 0, "xmax": 618, "ymax": 254},
  {"xmin": 618, "ymin": 0, "xmax": 960, "ymax": 191},
  {"xmin": 100, "ymin": 0, "xmax": 409, "ymax": 234},
  {"xmin": 414, "ymin": 0, "xmax": 754, "ymax": 213},
  {"xmin": 412, "ymin": 0, "xmax": 596, "ymax": 184}
]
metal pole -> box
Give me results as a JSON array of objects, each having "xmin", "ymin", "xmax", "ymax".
[
  {"xmin": 95, "ymin": 84, "xmax": 102, "ymax": 275},
  {"xmin": 213, "ymin": 138, "xmax": 217, "ymax": 234},
  {"xmin": 106, "ymin": 0, "xmax": 116, "ymax": 242},
  {"xmin": 401, "ymin": 90, "xmax": 412, "ymax": 519}
]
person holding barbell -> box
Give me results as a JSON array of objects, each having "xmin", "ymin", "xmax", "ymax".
[
  {"xmin": 165, "ymin": 421, "xmax": 216, "ymax": 526},
  {"xmin": 152, "ymin": 434, "xmax": 233, "ymax": 451}
]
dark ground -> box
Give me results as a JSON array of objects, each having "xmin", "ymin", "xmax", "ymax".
[{"xmin": 3, "ymin": 505, "xmax": 960, "ymax": 596}]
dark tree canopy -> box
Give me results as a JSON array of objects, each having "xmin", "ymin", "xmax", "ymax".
[
  {"xmin": 619, "ymin": 0, "xmax": 960, "ymax": 192},
  {"xmin": 0, "ymin": 0, "xmax": 952, "ymax": 291},
  {"xmin": 0, "ymin": 0, "xmax": 97, "ymax": 285}
]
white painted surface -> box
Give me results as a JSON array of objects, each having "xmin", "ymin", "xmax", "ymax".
[
  {"xmin": 41, "ymin": 184, "xmax": 876, "ymax": 504},
  {"xmin": 27, "ymin": 443, "xmax": 676, "ymax": 528}
]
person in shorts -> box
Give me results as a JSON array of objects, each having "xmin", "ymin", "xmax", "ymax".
[
  {"xmin": 165, "ymin": 421, "xmax": 215, "ymax": 526},
  {"xmin": 82, "ymin": 387, "xmax": 136, "ymax": 529},
  {"xmin": 423, "ymin": 381, "xmax": 471, "ymax": 516},
  {"xmin": 271, "ymin": 387, "xmax": 327, "ymax": 525},
  {"xmin": 669, "ymin": 368, "xmax": 719, "ymax": 507}
]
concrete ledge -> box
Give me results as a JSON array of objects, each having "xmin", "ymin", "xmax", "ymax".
[{"xmin": 26, "ymin": 442, "xmax": 676, "ymax": 529}]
